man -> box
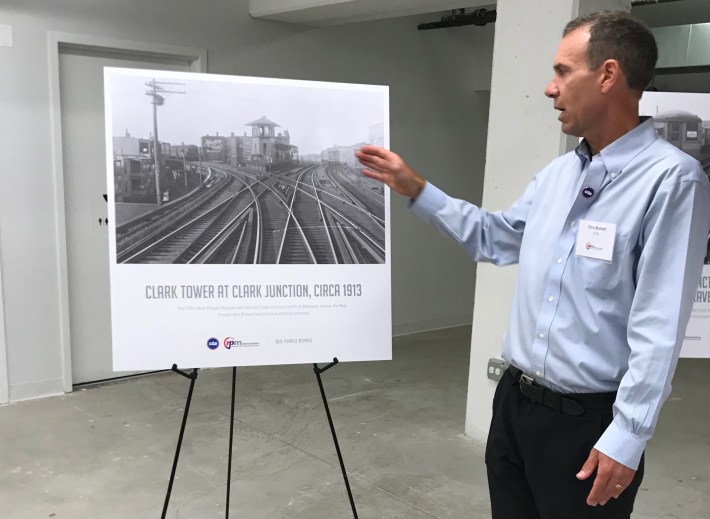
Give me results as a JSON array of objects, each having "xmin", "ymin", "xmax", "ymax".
[{"xmin": 356, "ymin": 10, "xmax": 710, "ymax": 519}]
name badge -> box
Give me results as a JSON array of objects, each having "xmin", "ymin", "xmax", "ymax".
[{"xmin": 575, "ymin": 219, "xmax": 616, "ymax": 262}]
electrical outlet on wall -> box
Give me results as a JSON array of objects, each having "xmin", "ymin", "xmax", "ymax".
[{"xmin": 487, "ymin": 358, "xmax": 507, "ymax": 381}]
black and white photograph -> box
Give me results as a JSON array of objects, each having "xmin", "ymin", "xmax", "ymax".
[
  {"xmin": 641, "ymin": 91, "xmax": 710, "ymax": 358},
  {"xmin": 640, "ymin": 91, "xmax": 710, "ymax": 265},
  {"xmin": 640, "ymin": 91, "xmax": 710, "ymax": 176},
  {"xmin": 108, "ymin": 70, "xmax": 387, "ymax": 265}
]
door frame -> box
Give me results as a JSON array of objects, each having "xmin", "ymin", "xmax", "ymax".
[
  {"xmin": 0, "ymin": 243, "xmax": 8, "ymax": 404},
  {"xmin": 47, "ymin": 32, "xmax": 207, "ymax": 392}
]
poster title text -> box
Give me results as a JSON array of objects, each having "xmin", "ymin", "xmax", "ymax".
[{"xmin": 145, "ymin": 283, "xmax": 362, "ymax": 300}]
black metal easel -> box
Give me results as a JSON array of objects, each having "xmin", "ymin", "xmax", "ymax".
[
  {"xmin": 161, "ymin": 365, "xmax": 200, "ymax": 519},
  {"xmin": 313, "ymin": 358, "xmax": 358, "ymax": 518},
  {"xmin": 160, "ymin": 359, "xmax": 357, "ymax": 518}
]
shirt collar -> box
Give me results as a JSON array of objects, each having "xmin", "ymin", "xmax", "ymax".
[{"xmin": 574, "ymin": 117, "xmax": 658, "ymax": 178}]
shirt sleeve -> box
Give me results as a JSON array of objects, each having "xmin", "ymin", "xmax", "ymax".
[
  {"xmin": 594, "ymin": 174, "xmax": 710, "ymax": 470},
  {"xmin": 409, "ymin": 178, "xmax": 538, "ymax": 266}
]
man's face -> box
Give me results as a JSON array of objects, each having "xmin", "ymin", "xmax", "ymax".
[{"xmin": 545, "ymin": 28, "xmax": 603, "ymax": 138}]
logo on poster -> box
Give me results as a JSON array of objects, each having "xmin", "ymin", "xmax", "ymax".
[
  {"xmin": 224, "ymin": 337, "xmax": 242, "ymax": 349},
  {"xmin": 207, "ymin": 337, "xmax": 220, "ymax": 350}
]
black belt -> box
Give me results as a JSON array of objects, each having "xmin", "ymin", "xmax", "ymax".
[{"xmin": 507, "ymin": 366, "xmax": 616, "ymax": 417}]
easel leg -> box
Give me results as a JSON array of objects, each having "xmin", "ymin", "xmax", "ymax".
[
  {"xmin": 226, "ymin": 366, "xmax": 237, "ymax": 518},
  {"xmin": 162, "ymin": 364, "xmax": 199, "ymax": 519},
  {"xmin": 313, "ymin": 358, "xmax": 358, "ymax": 519}
]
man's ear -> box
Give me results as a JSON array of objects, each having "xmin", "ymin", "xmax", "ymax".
[{"xmin": 600, "ymin": 59, "xmax": 621, "ymax": 94}]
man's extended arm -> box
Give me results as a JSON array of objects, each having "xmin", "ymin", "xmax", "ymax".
[{"xmin": 357, "ymin": 145, "xmax": 538, "ymax": 265}]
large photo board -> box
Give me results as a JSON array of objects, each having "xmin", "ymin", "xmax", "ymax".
[
  {"xmin": 105, "ymin": 68, "xmax": 391, "ymax": 369},
  {"xmin": 640, "ymin": 91, "xmax": 710, "ymax": 358}
]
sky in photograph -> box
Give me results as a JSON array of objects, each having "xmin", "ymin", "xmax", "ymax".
[
  {"xmin": 640, "ymin": 91, "xmax": 710, "ymax": 122},
  {"xmin": 109, "ymin": 72, "xmax": 387, "ymax": 155}
]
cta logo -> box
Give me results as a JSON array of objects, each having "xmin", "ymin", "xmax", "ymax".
[
  {"xmin": 585, "ymin": 242, "xmax": 602, "ymax": 251},
  {"xmin": 224, "ymin": 337, "xmax": 242, "ymax": 349},
  {"xmin": 207, "ymin": 337, "xmax": 220, "ymax": 350}
]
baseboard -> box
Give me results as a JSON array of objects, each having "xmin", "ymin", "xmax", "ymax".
[
  {"xmin": 8, "ymin": 377, "xmax": 65, "ymax": 403},
  {"xmin": 393, "ymin": 314, "xmax": 472, "ymax": 337}
]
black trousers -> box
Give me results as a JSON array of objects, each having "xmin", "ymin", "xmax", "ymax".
[{"xmin": 485, "ymin": 370, "xmax": 645, "ymax": 519}]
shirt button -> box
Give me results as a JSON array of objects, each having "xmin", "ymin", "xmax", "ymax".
[
  {"xmin": 538, "ymin": 332, "xmax": 545, "ymax": 339},
  {"xmin": 557, "ymin": 258, "xmax": 563, "ymax": 264},
  {"xmin": 611, "ymin": 171, "xmax": 618, "ymax": 178},
  {"xmin": 535, "ymin": 371, "xmax": 541, "ymax": 376},
  {"xmin": 548, "ymin": 296, "xmax": 555, "ymax": 302},
  {"xmin": 570, "ymin": 220, "xmax": 576, "ymax": 227}
]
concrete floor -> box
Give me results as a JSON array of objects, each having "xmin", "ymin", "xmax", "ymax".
[{"xmin": 0, "ymin": 326, "xmax": 708, "ymax": 518}]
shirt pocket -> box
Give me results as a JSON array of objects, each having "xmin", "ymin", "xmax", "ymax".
[{"xmin": 574, "ymin": 232, "xmax": 629, "ymax": 291}]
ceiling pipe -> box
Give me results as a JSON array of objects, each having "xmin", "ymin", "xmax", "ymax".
[
  {"xmin": 417, "ymin": 1, "xmax": 683, "ymax": 31},
  {"xmin": 417, "ymin": 8, "xmax": 496, "ymax": 31},
  {"xmin": 631, "ymin": 0, "xmax": 684, "ymax": 5}
]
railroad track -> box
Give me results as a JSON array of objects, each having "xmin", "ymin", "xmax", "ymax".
[
  {"xmin": 116, "ymin": 163, "xmax": 387, "ymax": 264},
  {"xmin": 119, "ymin": 181, "xmax": 258, "ymax": 264},
  {"xmin": 115, "ymin": 169, "xmax": 235, "ymax": 259}
]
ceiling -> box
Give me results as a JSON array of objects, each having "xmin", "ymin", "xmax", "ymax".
[{"xmin": 249, "ymin": 0, "xmax": 710, "ymax": 28}]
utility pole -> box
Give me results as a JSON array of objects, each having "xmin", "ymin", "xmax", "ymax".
[
  {"xmin": 181, "ymin": 144, "xmax": 188, "ymax": 189},
  {"xmin": 146, "ymin": 79, "xmax": 186, "ymax": 205},
  {"xmin": 198, "ymin": 146, "xmax": 203, "ymax": 184}
]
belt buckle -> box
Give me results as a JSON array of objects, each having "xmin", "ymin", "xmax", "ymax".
[
  {"xmin": 520, "ymin": 373, "xmax": 535, "ymax": 386},
  {"xmin": 518, "ymin": 373, "xmax": 544, "ymax": 404}
]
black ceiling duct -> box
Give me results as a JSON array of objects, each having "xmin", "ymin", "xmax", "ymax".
[
  {"xmin": 417, "ymin": 8, "xmax": 496, "ymax": 31},
  {"xmin": 631, "ymin": 0, "xmax": 683, "ymax": 5},
  {"xmin": 417, "ymin": 1, "xmax": 682, "ymax": 31}
]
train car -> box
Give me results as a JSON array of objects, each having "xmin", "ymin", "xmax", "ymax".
[{"xmin": 653, "ymin": 110, "xmax": 705, "ymax": 159}]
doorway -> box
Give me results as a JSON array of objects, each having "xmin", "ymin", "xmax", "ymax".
[{"xmin": 50, "ymin": 34, "xmax": 206, "ymax": 386}]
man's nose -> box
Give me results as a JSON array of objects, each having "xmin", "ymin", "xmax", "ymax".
[{"xmin": 545, "ymin": 81, "xmax": 558, "ymax": 98}]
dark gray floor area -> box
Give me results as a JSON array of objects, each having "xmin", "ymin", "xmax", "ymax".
[{"xmin": 0, "ymin": 326, "xmax": 707, "ymax": 518}]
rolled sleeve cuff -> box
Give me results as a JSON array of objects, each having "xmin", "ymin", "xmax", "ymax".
[
  {"xmin": 594, "ymin": 420, "xmax": 646, "ymax": 470},
  {"xmin": 409, "ymin": 182, "xmax": 446, "ymax": 219}
]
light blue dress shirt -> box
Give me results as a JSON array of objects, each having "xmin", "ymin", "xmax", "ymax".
[{"xmin": 411, "ymin": 117, "xmax": 710, "ymax": 470}]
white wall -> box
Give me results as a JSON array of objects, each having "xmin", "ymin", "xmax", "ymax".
[{"xmin": 0, "ymin": 0, "xmax": 494, "ymax": 400}]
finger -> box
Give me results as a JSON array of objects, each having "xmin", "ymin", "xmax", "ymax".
[
  {"xmin": 357, "ymin": 145, "xmax": 390, "ymax": 159},
  {"xmin": 357, "ymin": 158, "xmax": 379, "ymax": 170},
  {"xmin": 356, "ymin": 156, "xmax": 383, "ymax": 168},
  {"xmin": 611, "ymin": 481, "xmax": 627, "ymax": 499},
  {"xmin": 361, "ymin": 168, "xmax": 386, "ymax": 183},
  {"xmin": 358, "ymin": 152, "xmax": 393, "ymax": 172},
  {"xmin": 586, "ymin": 474, "xmax": 611, "ymax": 506},
  {"xmin": 597, "ymin": 481, "xmax": 622, "ymax": 506},
  {"xmin": 358, "ymin": 160, "xmax": 388, "ymax": 176},
  {"xmin": 355, "ymin": 150, "xmax": 388, "ymax": 167},
  {"xmin": 591, "ymin": 474, "xmax": 627, "ymax": 507},
  {"xmin": 355, "ymin": 154, "xmax": 387, "ymax": 172},
  {"xmin": 576, "ymin": 450, "xmax": 599, "ymax": 480}
]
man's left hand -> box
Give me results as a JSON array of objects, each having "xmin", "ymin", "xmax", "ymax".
[{"xmin": 577, "ymin": 448, "xmax": 636, "ymax": 506}]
